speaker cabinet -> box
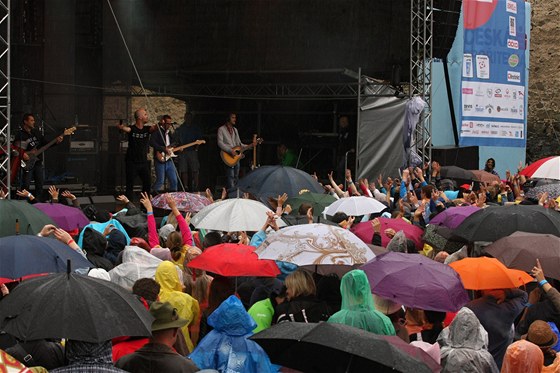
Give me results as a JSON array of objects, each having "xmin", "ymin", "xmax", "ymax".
[{"xmin": 432, "ymin": 146, "xmax": 479, "ymax": 170}]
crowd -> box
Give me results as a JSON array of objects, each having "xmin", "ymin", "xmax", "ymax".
[{"xmin": 0, "ymin": 155, "xmax": 559, "ymax": 373}]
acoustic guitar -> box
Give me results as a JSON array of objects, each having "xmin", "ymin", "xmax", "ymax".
[
  {"xmin": 18, "ymin": 127, "xmax": 76, "ymax": 173},
  {"xmin": 155, "ymin": 139, "xmax": 206, "ymax": 163},
  {"xmin": 220, "ymin": 136, "xmax": 263, "ymax": 167}
]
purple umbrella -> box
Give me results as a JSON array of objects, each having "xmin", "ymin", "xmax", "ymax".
[
  {"xmin": 429, "ymin": 205, "xmax": 480, "ymax": 229},
  {"xmin": 361, "ymin": 251, "xmax": 469, "ymax": 312},
  {"xmin": 33, "ymin": 203, "xmax": 90, "ymax": 231}
]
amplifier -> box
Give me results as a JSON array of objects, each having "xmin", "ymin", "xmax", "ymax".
[{"xmin": 70, "ymin": 140, "xmax": 97, "ymax": 152}]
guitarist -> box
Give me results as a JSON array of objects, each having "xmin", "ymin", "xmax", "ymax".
[
  {"xmin": 13, "ymin": 113, "xmax": 63, "ymax": 200},
  {"xmin": 149, "ymin": 114, "xmax": 178, "ymax": 194},
  {"xmin": 217, "ymin": 112, "xmax": 246, "ymax": 192}
]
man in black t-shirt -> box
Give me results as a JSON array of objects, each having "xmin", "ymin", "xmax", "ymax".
[{"xmin": 117, "ymin": 108, "xmax": 157, "ymax": 200}]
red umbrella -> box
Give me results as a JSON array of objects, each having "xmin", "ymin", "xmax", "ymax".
[
  {"xmin": 520, "ymin": 156, "xmax": 556, "ymax": 178},
  {"xmin": 351, "ymin": 218, "xmax": 424, "ymax": 250},
  {"xmin": 187, "ymin": 243, "xmax": 280, "ymax": 277}
]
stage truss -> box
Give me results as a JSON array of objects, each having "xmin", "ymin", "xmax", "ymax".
[{"xmin": 0, "ymin": 0, "xmax": 10, "ymax": 195}]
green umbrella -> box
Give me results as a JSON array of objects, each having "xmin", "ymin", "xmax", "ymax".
[
  {"xmin": 286, "ymin": 192, "xmax": 336, "ymax": 217},
  {"xmin": 0, "ymin": 199, "xmax": 56, "ymax": 237}
]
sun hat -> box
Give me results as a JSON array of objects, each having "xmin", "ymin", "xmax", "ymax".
[
  {"xmin": 150, "ymin": 301, "xmax": 188, "ymax": 331},
  {"xmin": 522, "ymin": 320, "xmax": 559, "ymax": 349}
]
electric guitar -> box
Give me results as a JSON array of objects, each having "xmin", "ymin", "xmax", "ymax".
[
  {"xmin": 220, "ymin": 136, "xmax": 263, "ymax": 167},
  {"xmin": 155, "ymin": 139, "xmax": 206, "ymax": 163},
  {"xmin": 20, "ymin": 127, "xmax": 76, "ymax": 172}
]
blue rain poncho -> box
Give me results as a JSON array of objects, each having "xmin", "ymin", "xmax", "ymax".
[
  {"xmin": 327, "ymin": 270, "xmax": 395, "ymax": 336},
  {"xmin": 189, "ymin": 295, "xmax": 277, "ymax": 373}
]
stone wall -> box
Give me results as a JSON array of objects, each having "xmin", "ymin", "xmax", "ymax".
[{"xmin": 527, "ymin": 0, "xmax": 560, "ymax": 160}]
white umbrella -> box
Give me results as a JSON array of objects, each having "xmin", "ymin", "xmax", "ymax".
[
  {"xmin": 191, "ymin": 198, "xmax": 286, "ymax": 232},
  {"xmin": 255, "ymin": 223, "xmax": 374, "ymax": 266},
  {"xmin": 324, "ymin": 196, "xmax": 387, "ymax": 216}
]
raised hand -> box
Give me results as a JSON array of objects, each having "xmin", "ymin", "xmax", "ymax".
[
  {"xmin": 371, "ymin": 218, "xmax": 381, "ymax": 233},
  {"xmin": 39, "ymin": 224, "xmax": 57, "ymax": 237},
  {"xmin": 184, "ymin": 212, "xmax": 192, "ymax": 226},
  {"xmin": 205, "ymin": 188, "xmax": 214, "ymax": 203},
  {"xmin": 139, "ymin": 192, "xmax": 153, "ymax": 212},
  {"xmin": 116, "ymin": 195, "xmax": 130, "ymax": 205},
  {"xmin": 61, "ymin": 190, "xmax": 76, "ymax": 200},
  {"xmin": 48, "ymin": 186, "xmax": 59, "ymax": 200},
  {"xmin": 221, "ymin": 187, "xmax": 227, "ymax": 200},
  {"xmin": 165, "ymin": 194, "xmax": 178, "ymax": 212}
]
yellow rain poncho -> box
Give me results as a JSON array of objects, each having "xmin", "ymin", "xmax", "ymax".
[{"xmin": 155, "ymin": 261, "xmax": 200, "ymax": 352}]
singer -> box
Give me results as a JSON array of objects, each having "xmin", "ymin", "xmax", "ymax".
[{"xmin": 149, "ymin": 114, "xmax": 178, "ymax": 194}]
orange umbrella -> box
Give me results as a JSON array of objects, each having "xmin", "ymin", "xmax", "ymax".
[{"xmin": 449, "ymin": 257, "xmax": 533, "ymax": 290}]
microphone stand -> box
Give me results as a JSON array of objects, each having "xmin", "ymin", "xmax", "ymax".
[{"xmin": 344, "ymin": 149, "xmax": 354, "ymax": 190}]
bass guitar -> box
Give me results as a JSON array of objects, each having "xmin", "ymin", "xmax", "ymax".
[
  {"xmin": 155, "ymin": 139, "xmax": 206, "ymax": 163},
  {"xmin": 20, "ymin": 126, "xmax": 76, "ymax": 172},
  {"xmin": 220, "ymin": 136, "xmax": 263, "ymax": 167}
]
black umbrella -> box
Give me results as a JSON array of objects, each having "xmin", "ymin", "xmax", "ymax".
[
  {"xmin": 440, "ymin": 166, "xmax": 475, "ymax": 181},
  {"xmin": 235, "ymin": 165, "xmax": 324, "ymax": 200},
  {"xmin": 250, "ymin": 322, "xmax": 439, "ymax": 373},
  {"xmin": 0, "ymin": 271, "xmax": 153, "ymax": 343},
  {"xmin": 453, "ymin": 205, "xmax": 560, "ymax": 242}
]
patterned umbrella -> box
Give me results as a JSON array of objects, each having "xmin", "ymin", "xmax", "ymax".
[
  {"xmin": 255, "ymin": 223, "xmax": 374, "ymax": 266},
  {"xmin": 525, "ymin": 183, "xmax": 560, "ymax": 199},
  {"xmin": 151, "ymin": 192, "xmax": 211, "ymax": 213}
]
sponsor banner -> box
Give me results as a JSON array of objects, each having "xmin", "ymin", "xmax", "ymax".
[
  {"xmin": 460, "ymin": 120, "xmax": 524, "ymax": 139},
  {"xmin": 461, "ymin": 0, "xmax": 526, "ymax": 147}
]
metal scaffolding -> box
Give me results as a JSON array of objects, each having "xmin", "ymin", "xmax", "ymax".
[
  {"xmin": 0, "ymin": 0, "xmax": 10, "ymax": 195},
  {"xmin": 410, "ymin": 0, "xmax": 433, "ymax": 167}
]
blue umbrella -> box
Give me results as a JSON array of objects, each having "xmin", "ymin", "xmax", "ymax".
[
  {"xmin": 235, "ymin": 166, "xmax": 324, "ymax": 200},
  {"xmin": 0, "ymin": 235, "xmax": 93, "ymax": 281}
]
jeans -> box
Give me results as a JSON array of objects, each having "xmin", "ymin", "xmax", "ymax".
[
  {"xmin": 153, "ymin": 160, "xmax": 178, "ymax": 193},
  {"xmin": 22, "ymin": 163, "xmax": 44, "ymax": 201},
  {"xmin": 225, "ymin": 163, "xmax": 240, "ymax": 192}
]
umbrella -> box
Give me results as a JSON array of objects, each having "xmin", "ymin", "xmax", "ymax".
[
  {"xmin": 449, "ymin": 257, "xmax": 533, "ymax": 290},
  {"xmin": 250, "ymin": 322, "xmax": 440, "ymax": 373},
  {"xmin": 0, "ymin": 272, "xmax": 153, "ymax": 343},
  {"xmin": 440, "ymin": 166, "xmax": 475, "ymax": 181},
  {"xmin": 187, "ymin": 243, "xmax": 280, "ymax": 277},
  {"xmin": 33, "ymin": 203, "xmax": 90, "ymax": 231},
  {"xmin": 469, "ymin": 169, "xmax": 500, "ymax": 183},
  {"xmin": 351, "ymin": 218, "xmax": 424, "ymax": 250},
  {"xmin": 0, "ymin": 235, "xmax": 93, "ymax": 282},
  {"xmin": 452, "ymin": 205, "xmax": 560, "ymax": 242},
  {"xmin": 429, "ymin": 205, "xmax": 480, "ymax": 229},
  {"xmin": 0, "ymin": 350, "xmax": 30, "ymax": 372},
  {"xmin": 521, "ymin": 156, "xmax": 560, "ymax": 180},
  {"xmin": 236, "ymin": 165, "xmax": 324, "ymax": 199},
  {"xmin": 525, "ymin": 183, "xmax": 560, "ymax": 200},
  {"xmin": 422, "ymin": 224, "xmax": 466, "ymax": 254},
  {"xmin": 361, "ymin": 251, "xmax": 469, "ymax": 312},
  {"xmin": 286, "ymin": 192, "xmax": 336, "ymax": 217},
  {"xmin": 324, "ymin": 196, "xmax": 388, "ymax": 217},
  {"xmin": 151, "ymin": 192, "xmax": 211, "ymax": 213},
  {"xmin": 0, "ymin": 200, "xmax": 55, "ymax": 237},
  {"xmin": 190, "ymin": 198, "xmax": 286, "ymax": 232},
  {"xmin": 255, "ymin": 223, "xmax": 374, "ymax": 266},
  {"xmin": 484, "ymin": 231, "xmax": 560, "ymax": 280}
]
